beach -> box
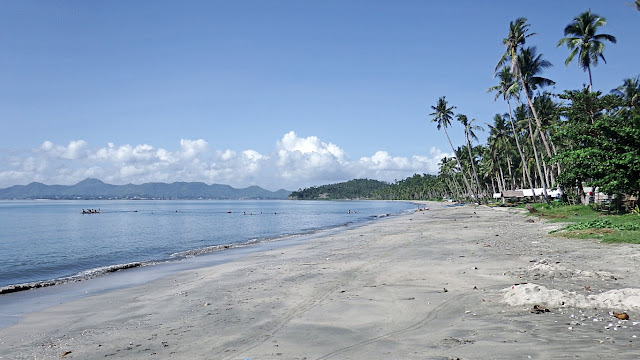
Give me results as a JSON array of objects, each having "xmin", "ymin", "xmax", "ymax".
[{"xmin": 1, "ymin": 203, "xmax": 639, "ymax": 359}]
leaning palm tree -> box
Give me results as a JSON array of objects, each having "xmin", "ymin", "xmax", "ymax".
[
  {"xmin": 557, "ymin": 10, "xmax": 617, "ymax": 91},
  {"xmin": 457, "ymin": 114, "xmax": 485, "ymax": 200},
  {"xmin": 495, "ymin": 17, "xmax": 535, "ymax": 78},
  {"xmin": 430, "ymin": 97, "xmax": 475, "ymax": 200},
  {"xmin": 518, "ymin": 46, "xmax": 557, "ymax": 187},
  {"xmin": 487, "ymin": 67, "xmax": 538, "ymax": 200},
  {"xmin": 487, "ymin": 114, "xmax": 514, "ymax": 191},
  {"xmin": 495, "ymin": 18, "xmax": 551, "ymax": 180},
  {"xmin": 439, "ymin": 157, "xmax": 462, "ymax": 199}
]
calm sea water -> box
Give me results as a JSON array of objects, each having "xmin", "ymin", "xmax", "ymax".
[{"xmin": 0, "ymin": 200, "xmax": 415, "ymax": 290}]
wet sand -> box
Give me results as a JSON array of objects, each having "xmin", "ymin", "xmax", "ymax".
[{"xmin": 1, "ymin": 203, "xmax": 639, "ymax": 359}]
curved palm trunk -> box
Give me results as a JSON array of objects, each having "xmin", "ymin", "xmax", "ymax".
[
  {"xmin": 443, "ymin": 127, "xmax": 476, "ymax": 201},
  {"xmin": 506, "ymin": 155, "xmax": 515, "ymax": 189},
  {"xmin": 465, "ymin": 136, "xmax": 484, "ymax": 202},
  {"xmin": 526, "ymin": 118, "xmax": 551, "ymax": 204},
  {"xmin": 549, "ymin": 137, "xmax": 562, "ymax": 178},
  {"xmin": 448, "ymin": 176, "xmax": 462, "ymax": 199},
  {"xmin": 506, "ymin": 97, "xmax": 539, "ymax": 202},
  {"xmin": 516, "ymin": 68, "xmax": 559, "ymax": 187},
  {"xmin": 498, "ymin": 163, "xmax": 507, "ymax": 204},
  {"xmin": 517, "ymin": 71, "xmax": 554, "ymax": 160},
  {"xmin": 498, "ymin": 162, "xmax": 506, "ymax": 192}
]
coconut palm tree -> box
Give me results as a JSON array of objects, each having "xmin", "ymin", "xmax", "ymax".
[
  {"xmin": 496, "ymin": 18, "xmax": 552, "ymax": 182},
  {"xmin": 557, "ymin": 10, "xmax": 617, "ymax": 91},
  {"xmin": 457, "ymin": 114, "xmax": 485, "ymax": 200},
  {"xmin": 495, "ymin": 17, "xmax": 535, "ymax": 78},
  {"xmin": 430, "ymin": 97, "xmax": 475, "ymax": 200},
  {"xmin": 518, "ymin": 46, "xmax": 557, "ymax": 188},
  {"xmin": 518, "ymin": 47, "xmax": 555, "ymax": 160},
  {"xmin": 518, "ymin": 47, "xmax": 556, "ymax": 97},
  {"xmin": 611, "ymin": 75, "xmax": 640, "ymax": 113},
  {"xmin": 515, "ymin": 103, "xmax": 551, "ymax": 203},
  {"xmin": 488, "ymin": 67, "xmax": 538, "ymax": 200},
  {"xmin": 439, "ymin": 157, "xmax": 462, "ymax": 199},
  {"xmin": 487, "ymin": 114, "xmax": 513, "ymax": 191}
]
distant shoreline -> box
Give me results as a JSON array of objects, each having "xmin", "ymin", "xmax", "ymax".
[{"xmin": 0, "ymin": 178, "xmax": 292, "ymax": 200}]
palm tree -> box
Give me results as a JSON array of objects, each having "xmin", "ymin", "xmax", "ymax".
[
  {"xmin": 518, "ymin": 46, "xmax": 557, "ymax": 187},
  {"xmin": 487, "ymin": 114, "xmax": 513, "ymax": 191},
  {"xmin": 488, "ymin": 67, "xmax": 538, "ymax": 200},
  {"xmin": 518, "ymin": 47, "xmax": 556, "ymax": 97},
  {"xmin": 557, "ymin": 10, "xmax": 617, "ymax": 91},
  {"xmin": 496, "ymin": 18, "xmax": 552, "ymax": 183},
  {"xmin": 515, "ymin": 103, "xmax": 551, "ymax": 203},
  {"xmin": 611, "ymin": 75, "xmax": 640, "ymax": 112},
  {"xmin": 430, "ymin": 97, "xmax": 475, "ymax": 200},
  {"xmin": 457, "ymin": 114, "xmax": 485, "ymax": 200},
  {"xmin": 439, "ymin": 157, "xmax": 462, "ymax": 199},
  {"xmin": 495, "ymin": 17, "xmax": 535, "ymax": 78}
]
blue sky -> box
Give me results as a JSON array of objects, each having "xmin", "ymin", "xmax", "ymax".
[{"xmin": 1, "ymin": 1, "xmax": 638, "ymax": 190}]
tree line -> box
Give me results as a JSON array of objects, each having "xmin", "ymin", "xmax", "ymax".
[
  {"xmin": 431, "ymin": 8, "xmax": 639, "ymax": 207},
  {"xmin": 291, "ymin": 7, "xmax": 639, "ymax": 206},
  {"xmin": 289, "ymin": 175, "xmax": 446, "ymax": 200}
]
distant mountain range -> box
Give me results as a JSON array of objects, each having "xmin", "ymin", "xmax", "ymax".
[{"xmin": 0, "ymin": 178, "xmax": 292, "ymax": 200}]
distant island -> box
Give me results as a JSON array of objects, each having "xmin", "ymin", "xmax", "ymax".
[{"xmin": 0, "ymin": 178, "xmax": 292, "ymax": 200}]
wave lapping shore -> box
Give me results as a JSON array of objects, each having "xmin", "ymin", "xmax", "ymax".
[
  {"xmin": 1, "ymin": 203, "xmax": 639, "ymax": 359},
  {"xmin": 0, "ymin": 262, "xmax": 143, "ymax": 295}
]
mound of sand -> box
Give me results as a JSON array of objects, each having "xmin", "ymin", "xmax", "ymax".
[
  {"xmin": 502, "ymin": 283, "xmax": 640, "ymax": 310},
  {"xmin": 525, "ymin": 259, "xmax": 619, "ymax": 281}
]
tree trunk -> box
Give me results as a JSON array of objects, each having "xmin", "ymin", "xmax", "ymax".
[
  {"xmin": 506, "ymin": 97, "xmax": 539, "ymax": 202},
  {"xmin": 517, "ymin": 69, "xmax": 559, "ymax": 187},
  {"xmin": 505, "ymin": 155, "xmax": 514, "ymax": 190},
  {"xmin": 527, "ymin": 118, "xmax": 551, "ymax": 204},
  {"xmin": 443, "ymin": 127, "xmax": 476, "ymax": 201},
  {"xmin": 517, "ymin": 71, "xmax": 554, "ymax": 160},
  {"xmin": 465, "ymin": 134, "xmax": 483, "ymax": 202}
]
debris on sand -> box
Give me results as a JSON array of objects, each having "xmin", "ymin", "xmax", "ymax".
[
  {"xmin": 613, "ymin": 312, "xmax": 630, "ymax": 320},
  {"xmin": 531, "ymin": 304, "xmax": 550, "ymax": 314}
]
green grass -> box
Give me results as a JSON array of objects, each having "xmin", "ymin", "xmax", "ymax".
[{"xmin": 522, "ymin": 203, "xmax": 640, "ymax": 243}]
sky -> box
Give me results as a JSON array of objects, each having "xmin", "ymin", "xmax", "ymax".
[{"xmin": 1, "ymin": 1, "xmax": 638, "ymax": 191}]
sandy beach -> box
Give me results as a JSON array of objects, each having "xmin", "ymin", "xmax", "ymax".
[{"xmin": 1, "ymin": 203, "xmax": 639, "ymax": 359}]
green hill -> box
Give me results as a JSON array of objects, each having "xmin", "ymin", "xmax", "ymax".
[{"xmin": 288, "ymin": 179, "xmax": 390, "ymax": 200}]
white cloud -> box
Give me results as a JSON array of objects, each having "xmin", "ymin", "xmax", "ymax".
[
  {"xmin": 179, "ymin": 139, "xmax": 208, "ymax": 159},
  {"xmin": 0, "ymin": 133, "xmax": 448, "ymax": 191},
  {"xmin": 39, "ymin": 140, "xmax": 88, "ymax": 160}
]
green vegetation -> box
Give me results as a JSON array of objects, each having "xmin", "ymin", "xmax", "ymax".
[
  {"xmin": 289, "ymin": 179, "xmax": 390, "ymax": 200},
  {"xmin": 527, "ymin": 203, "xmax": 640, "ymax": 243},
  {"xmin": 294, "ymin": 7, "xmax": 640, "ymax": 244},
  {"xmin": 425, "ymin": 9, "xmax": 639, "ymax": 210},
  {"xmin": 289, "ymin": 175, "xmax": 445, "ymax": 200}
]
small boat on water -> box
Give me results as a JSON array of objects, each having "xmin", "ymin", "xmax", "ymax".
[{"xmin": 81, "ymin": 209, "xmax": 101, "ymax": 214}]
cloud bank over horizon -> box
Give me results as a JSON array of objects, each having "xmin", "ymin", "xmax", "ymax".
[{"xmin": 0, "ymin": 132, "xmax": 447, "ymax": 191}]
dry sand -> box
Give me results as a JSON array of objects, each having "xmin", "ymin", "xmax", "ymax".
[{"xmin": 1, "ymin": 203, "xmax": 639, "ymax": 359}]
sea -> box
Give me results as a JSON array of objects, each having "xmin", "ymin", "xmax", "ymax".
[{"xmin": 0, "ymin": 200, "xmax": 416, "ymax": 292}]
